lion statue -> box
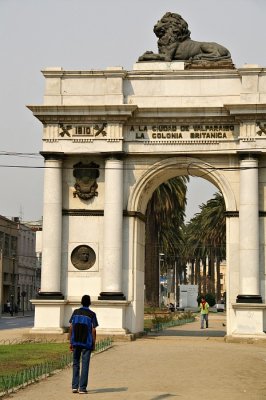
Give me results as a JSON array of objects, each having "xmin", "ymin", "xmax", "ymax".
[{"xmin": 138, "ymin": 12, "xmax": 232, "ymax": 63}]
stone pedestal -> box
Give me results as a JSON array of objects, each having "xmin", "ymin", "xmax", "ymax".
[
  {"xmin": 232, "ymin": 303, "xmax": 266, "ymax": 337},
  {"xmin": 91, "ymin": 300, "xmax": 130, "ymax": 335},
  {"xmin": 30, "ymin": 299, "xmax": 66, "ymax": 334}
]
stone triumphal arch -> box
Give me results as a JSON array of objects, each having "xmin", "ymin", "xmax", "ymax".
[{"xmin": 29, "ymin": 13, "xmax": 266, "ymax": 339}]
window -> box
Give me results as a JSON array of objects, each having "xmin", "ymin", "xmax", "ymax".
[{"xmin": 4, "ymin": 234, "xmax": 10, "ymax": 257}]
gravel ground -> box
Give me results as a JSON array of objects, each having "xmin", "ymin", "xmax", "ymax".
[{"xmin": 2, "ymin": 314, "xmax": 266, "ymax": 400}]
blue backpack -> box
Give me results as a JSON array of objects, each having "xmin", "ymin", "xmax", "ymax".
[{"xmin": 71, "ymin": 313, "xmax": 93, "ymax": 349}]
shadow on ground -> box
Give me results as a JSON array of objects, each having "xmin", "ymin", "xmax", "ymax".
[
  {"xmin": 89, "ymin": 387, "xmax": 128, "ymax": 394},
  {"xmin": 154, "ymin": 329, "xmax": 226, "ymax": 337}
]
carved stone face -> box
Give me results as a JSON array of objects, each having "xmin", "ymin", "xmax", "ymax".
[
  {"xmin": 71, "ymin": 245, "xmax": 96, "ymax": 270},
  {"xmin": 78, "ymin": 247, "xmax": 90, "ymax": 262}
]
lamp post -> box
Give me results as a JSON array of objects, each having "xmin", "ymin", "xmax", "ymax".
[
  {"xmin": 21, "ymin": 291, "xmax": 27, "ymax": 316},
  {"xmin": 174, "ymin": 258, "xmax": 177, "ymax": 309},
  {"xmin": 11, "ymin": 254, "xmax": 16, "ymax": 316},
  {"xmin": 158, "ymin": 253, "xmax": 164, "ymax": 308}
]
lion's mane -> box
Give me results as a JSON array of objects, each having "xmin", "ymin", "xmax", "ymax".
[{"xmin": 154, "ymin": 12, "xmax": 191, "ymax": 44}]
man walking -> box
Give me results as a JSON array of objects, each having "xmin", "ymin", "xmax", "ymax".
[{"xmin": 69, "ymin": 294, "xmax": 98, "ymax": 394}]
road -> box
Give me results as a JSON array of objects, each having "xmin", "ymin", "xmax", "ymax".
[{"xmin": 0, "ymin": 312, "xmax": 34, "ymax": 330}]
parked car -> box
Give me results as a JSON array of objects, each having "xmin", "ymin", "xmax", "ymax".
[{"xmin": 215, "ymin": 303, "xmax": 225, "ymax": 312}]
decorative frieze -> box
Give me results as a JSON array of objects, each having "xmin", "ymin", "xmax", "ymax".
[{"xmin": 43, "ymin": 122, "xmax": 124, "ymax": 142}]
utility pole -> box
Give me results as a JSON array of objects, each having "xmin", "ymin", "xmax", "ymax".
[
  {"xmin": 11, "ymin": 254, "xmax": 16, "ymax": 316},
  {"xmin": 174, "ymin": 259, "xmax": 177, "ymax": 309}
]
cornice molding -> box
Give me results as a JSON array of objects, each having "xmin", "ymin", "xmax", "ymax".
[
  {"xmin": 62, "ymin": 209, "xmax": 104, "ymax": 216},
  {"xmin": 225, "ymin": 211, "xmax": 266, "ymax": 218},
  {"xmin": 62, "ymin": 209, "xmax": 146, "ymax": 221},
  {"xmin": 40, "ymin": 151, "xmax": 64, "ymax": 160},
  {"xmin": 224, "ymin": 104, "xmax": 266, "ymax": 116},
  {"xmin": 27, "ymin": 105, "xmax": 138, "ymax": 124},
  {"xmin": 124, "ymin": 210, "xmax": 146, "ymax": 222},
  {"xmin": 42, "ymin": 67, "xmax": 127, "ymax": 79},
  {"xmin": 224, "ymin": 211, "xmax": 239, "ymax": 218}
]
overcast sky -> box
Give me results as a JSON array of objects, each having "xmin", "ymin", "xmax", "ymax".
[{"xmin": 1, "ymin": 0, "xmax": 266, "ymax": 222}]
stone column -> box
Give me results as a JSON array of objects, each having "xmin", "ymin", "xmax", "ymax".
[
  {"xmin": 99, "ymin": 156, "xmax": 125, "ymax": 300},
  {"xmin": 38, "ymin": 152, "xmax": 64, "ymax": 299},
  {"xmin": 237, "ymin": 155, "xmax": 262, "ymax": 303}
]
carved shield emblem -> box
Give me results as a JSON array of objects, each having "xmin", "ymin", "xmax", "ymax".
[{"xmin": 73, "ymin": 161, "xmax": 100, "ymax": 200}]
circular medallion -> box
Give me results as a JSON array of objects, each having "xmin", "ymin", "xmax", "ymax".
[{"xmin": 71, "ymin": 245, "xmax": 96, "ymax": 270}]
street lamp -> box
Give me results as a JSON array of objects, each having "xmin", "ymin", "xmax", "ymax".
[
  {"xmin": 174, "ymin": 258, "xmax": 177, "ymax": 309},
  {"xmin": 11, "ymin": 254, "xmax": 16, "ymax": 316},
  {"xmin": 158, "ymin": 253, "xmax": 164, "ymax": 308},
  {"xmin": 21, "ymin": 291, "xmax": 27, "ymax": 316}
]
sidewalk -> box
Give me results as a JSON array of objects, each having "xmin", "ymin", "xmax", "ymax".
[{"xmin": 2, "ymin": 314, "xmax": 266, "ymax": 400}]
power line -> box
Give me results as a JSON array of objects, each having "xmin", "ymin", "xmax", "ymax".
[{"xmin": 0, "ymin": 163, "xmax": 264, "ymax": 172}]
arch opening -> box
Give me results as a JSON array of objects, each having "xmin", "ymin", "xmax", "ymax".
[{"xmin": 127, "ymin": 157, "xmax": 235, "ymax": 334}]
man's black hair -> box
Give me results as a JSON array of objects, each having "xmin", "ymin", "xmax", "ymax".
[{"xmin": 81, "ymin": 294, "xmax": 91, "ymax": 307}]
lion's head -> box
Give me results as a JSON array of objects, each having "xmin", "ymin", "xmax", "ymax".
[{"xmin": 153, "ymin": 12, "xmax": 191, "ymax": 43}]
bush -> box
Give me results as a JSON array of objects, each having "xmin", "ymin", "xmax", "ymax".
[
  {"xmin": 177, "ymin": 311, "xmax": 195, "ymax": 320},
  {"xmin": 152, "ymin": 314, "xmax": 173, "ymax": 324}
]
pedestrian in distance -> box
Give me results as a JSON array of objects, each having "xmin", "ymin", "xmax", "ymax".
[
  {"xmin": 6, "ymin": 300, "xmax": 11, "ymax": 313},
  {"xmin": 200, "ymin": 295, "xmax": 209, "ymax": 329},
  {"xmin": 69, "ymin": 294, "xmax": 98, "ymax": 394}
]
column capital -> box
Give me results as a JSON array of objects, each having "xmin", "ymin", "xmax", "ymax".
[
  {"xmin": 40, "ymin": 151, "xmax": 65, "ymax": 160},
  {"xmin": 102, "ymin": 152, "xmax": 125, "ymax": 161},
  {"xmin": 237, "ymin": 151, "xmax": 261, "ymax": 160}
]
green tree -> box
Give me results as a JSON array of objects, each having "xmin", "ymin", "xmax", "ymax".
[
  {"xmin": 199, "ymin": 192, "xmax": 226, "ymax": 301},
  {"xmin": 184, "ymin": 191, "xmax": 226, "ymax": 301}
]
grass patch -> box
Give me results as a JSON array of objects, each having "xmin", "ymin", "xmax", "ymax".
[{"xmin": 0, "ymin": 343, "xmax": 69, "ymax": 376}]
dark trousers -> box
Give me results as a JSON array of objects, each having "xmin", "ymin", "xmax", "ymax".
[{"xmin": 72, "ymin": 346, "xmax": 92, "ymax": 391}]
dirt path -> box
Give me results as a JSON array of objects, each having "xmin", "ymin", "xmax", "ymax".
[{"xmin": 3, "ymin": 315, "xmax": 266, "ymax": 400}]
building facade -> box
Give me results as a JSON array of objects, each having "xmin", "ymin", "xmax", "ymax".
[
  {"xmin": 0, "ymin": 216, "xmax": 40, "ymax": 313},
  {"xmin": 0, "ymin": 216, "xmax": 18, "ymax": 313},
  {"xmin": 17, "ymin": 222, "xmax": 40, "ymax": 311}
]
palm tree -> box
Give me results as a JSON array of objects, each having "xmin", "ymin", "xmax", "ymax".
[
  {"xmin": 145, "ymin": 176, "xmax": 188, "ymax": 306},
  {"xmin": 199, "ymin": 193, "xmax": 226, "ymax": 301},
  {"xmin": 184, "ymin": 192, "xmax": 226, "ymax": 301}
]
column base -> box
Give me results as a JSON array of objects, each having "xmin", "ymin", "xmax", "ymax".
[
  {"xmin": 98, "ymin": 292, "xmax": 126, "ymax": 300},
  {"xmin": 37, "ymin": 292, "xmax": 64, "ymax": 300},
  {"xmin": 236, "ymin": 294, "xmax": 262, "ymax": 303}
]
